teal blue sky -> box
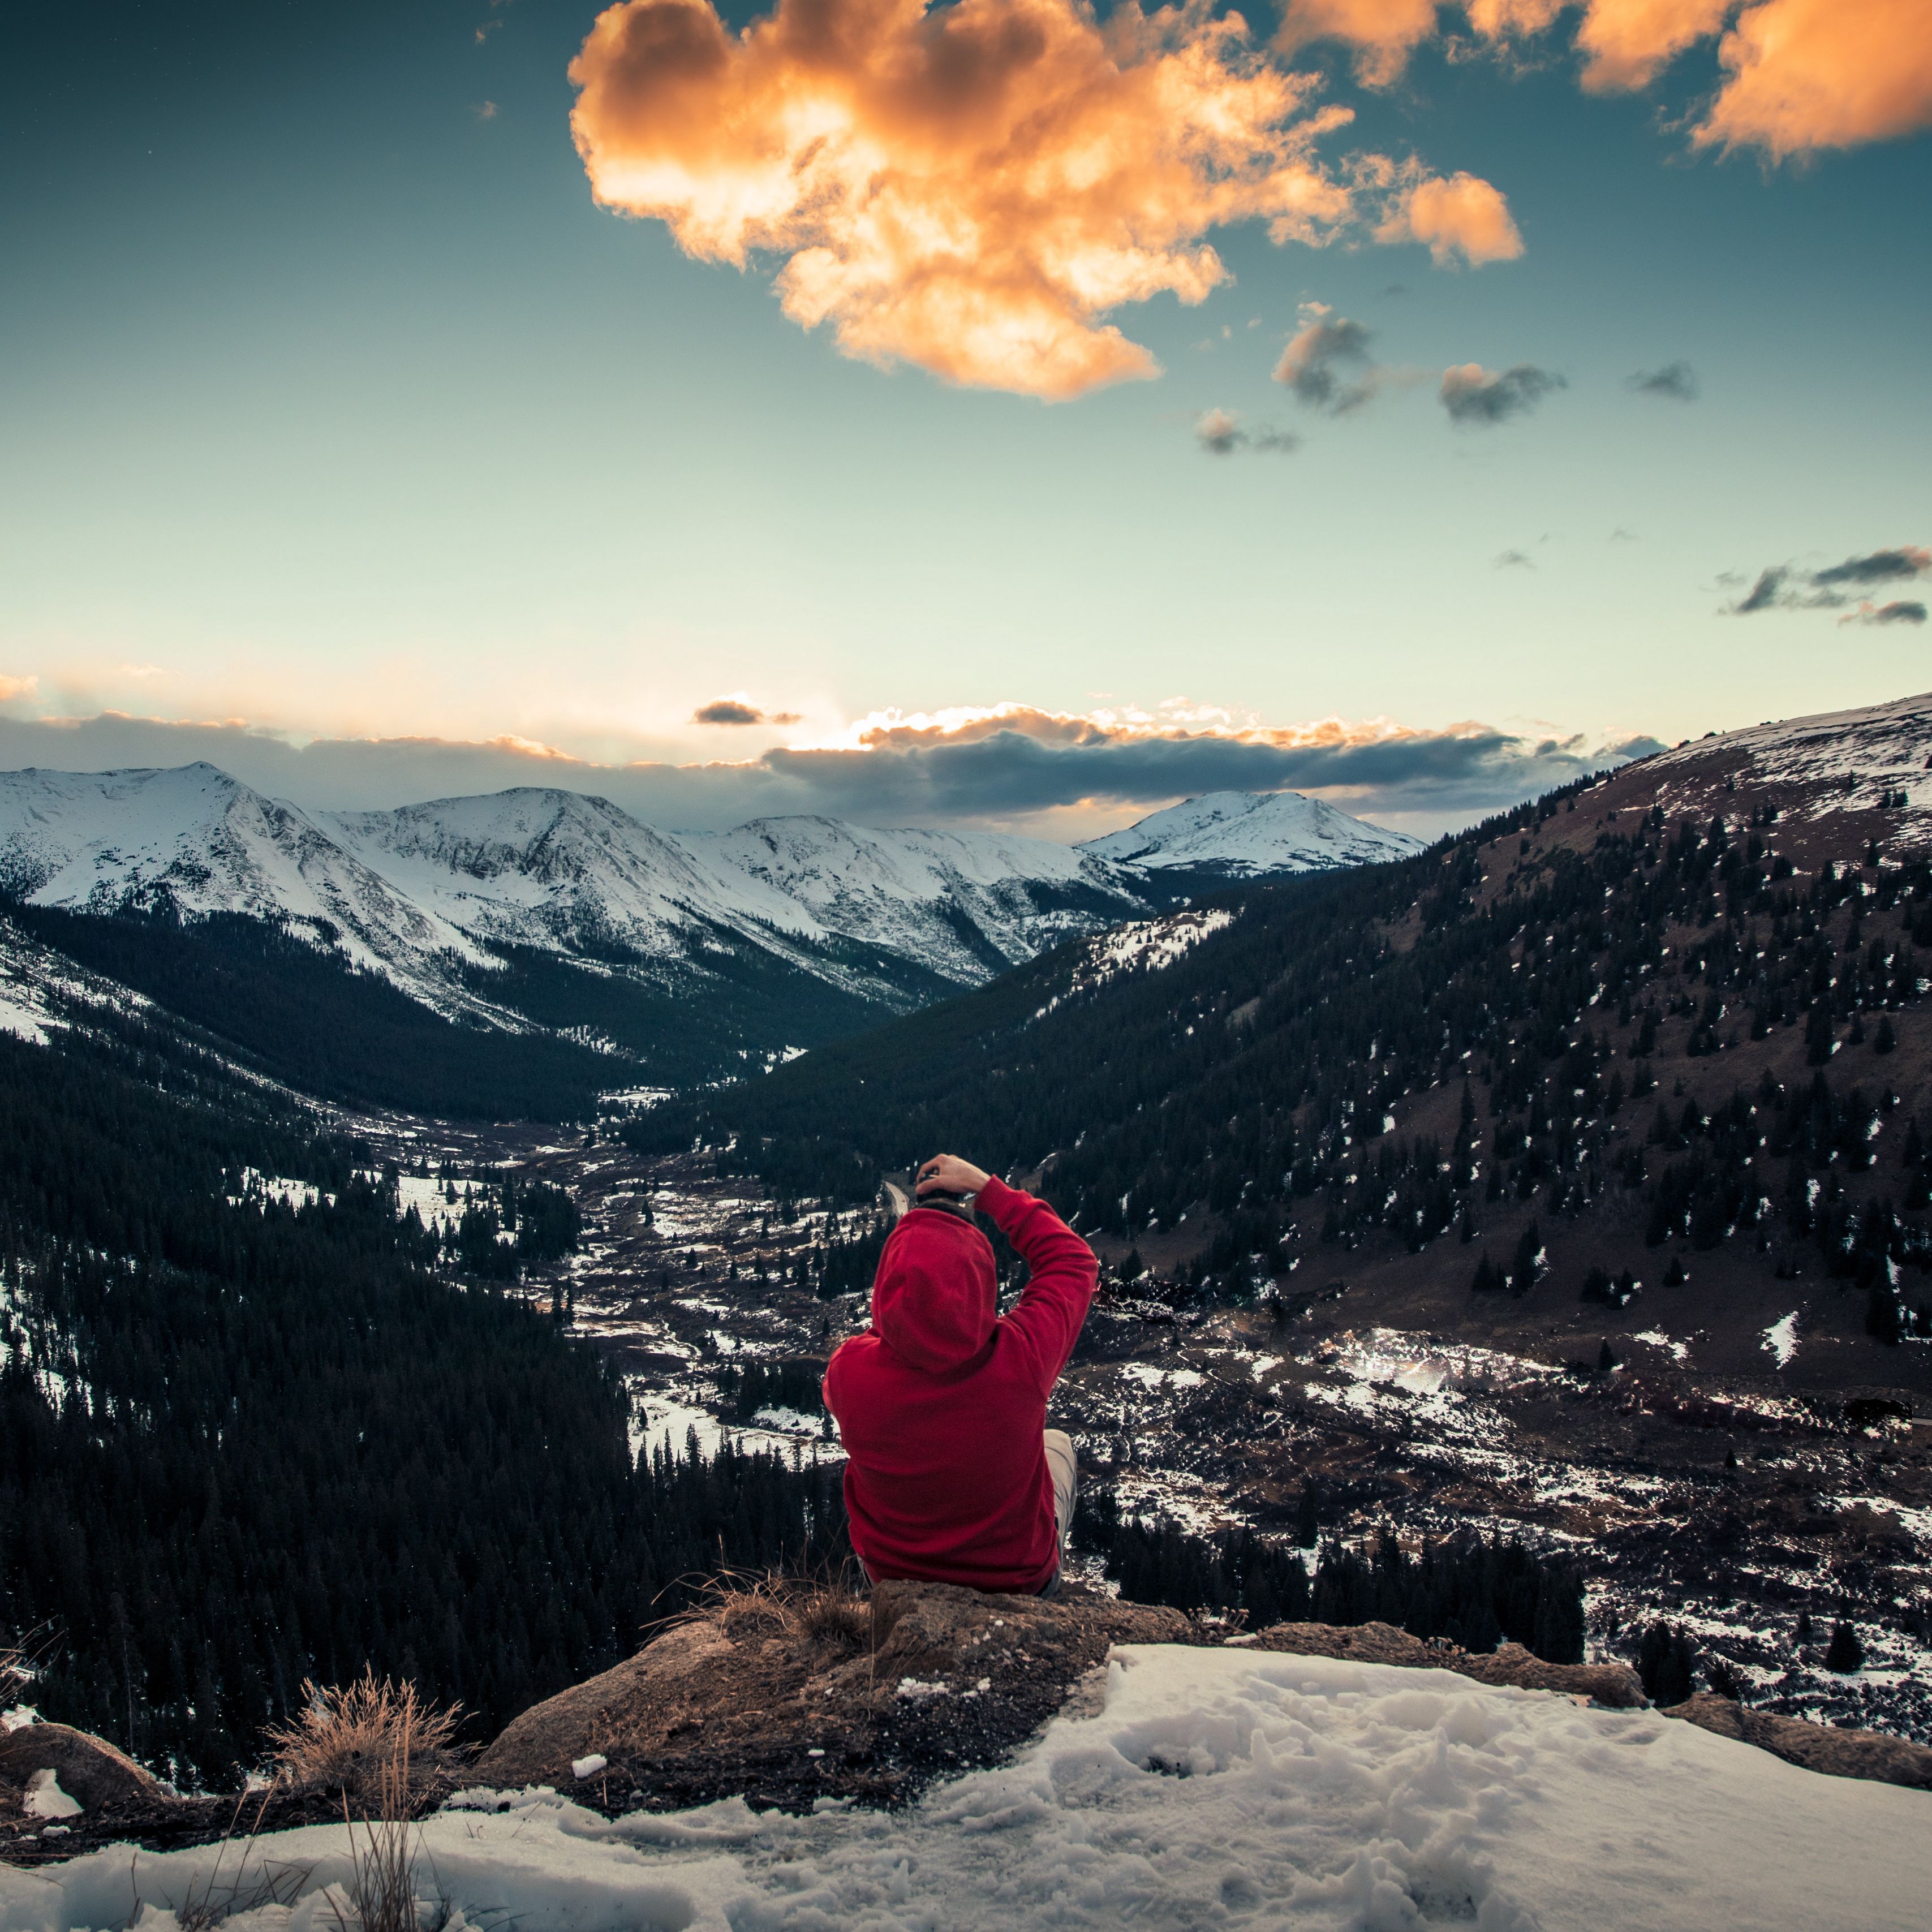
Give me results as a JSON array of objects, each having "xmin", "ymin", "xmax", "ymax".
[{"xmin": 1, "ymin": 1, "xmax": 1926, "ymax": 836}]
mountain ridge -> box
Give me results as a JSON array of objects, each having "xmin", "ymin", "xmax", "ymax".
[{"xmin": 0, "ymin": 761, "xmax": 1414, "ymax": 1111}]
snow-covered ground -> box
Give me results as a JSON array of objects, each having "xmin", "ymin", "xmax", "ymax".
[{"xmin": 6, "ymin": 1645, "xmax": 1926, "ymax": 1932}]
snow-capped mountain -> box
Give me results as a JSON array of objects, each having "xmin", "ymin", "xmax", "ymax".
[
  {"xmin": 1079, "ymin": 790, "xmax": 1422, "ymax": 877},
  {"xmin": 685, "ymin": 817, "xmax": 1147, "ymax": 983},
  {"xmin": 0, "ymin": 764, "xmax": 498, "ymax": 1015},
  {"xmin": 0, "ymin": 764, "xmax": 1425, "ymax": 1097},
  {"xmin": 325, "ymin": 789, "xmax": 814, "ymax": 963}
]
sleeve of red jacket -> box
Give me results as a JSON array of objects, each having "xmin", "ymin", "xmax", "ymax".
[{"xmin": 976, "ymin": 1175, "xmax": 1098, "ymax": 1397}]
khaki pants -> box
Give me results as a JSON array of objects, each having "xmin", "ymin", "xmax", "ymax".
[{"xmin": 1043, "ymin": 1428, "xmax": 1077, "ymax": 1567}]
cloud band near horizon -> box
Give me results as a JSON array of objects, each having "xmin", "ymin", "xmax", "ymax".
[{"xmin": 0, "ymin": 705, "xmax": 1663, "ymax": 838}]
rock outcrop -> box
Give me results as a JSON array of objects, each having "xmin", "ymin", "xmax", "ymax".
[
  {"xmin": 471, "ymin": 1578, "xmax": 1192, "ymax": 1810},
  {"xmin": 0, "ymin": 1723, "xmax": 171, "ymax": 1814},
  {"xmin": 1244, "ymin": 1621, "xmax": 1647, "ymax": 1707},
  {"xmin": 1662, "ymin": 1692, "xmax": 1932, "ymax": 1789}
]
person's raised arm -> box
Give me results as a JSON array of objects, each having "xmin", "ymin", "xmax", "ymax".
[{"xmin": 918, "ymin": 1154, "xmax": 1096, "ymax": 1393}]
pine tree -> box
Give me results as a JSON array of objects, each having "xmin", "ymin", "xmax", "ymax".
[
  {"xmin": 1637, "ymin": 1623, "xmax": 1695, "ymax": 1705},
  {"xmin": 1510, "ymin": 1220, "xmax": 1542, "ymax": 1294},
  {"xmin": 1294, "ymin": 1482, "xmax": 1321, "ymax": 1550},
  {"xmin": 1825, "ymin": 1621, "xmax": 1864, "ymax": 1673}
]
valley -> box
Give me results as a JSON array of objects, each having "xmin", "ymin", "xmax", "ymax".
[
  {"xmin": 308, "ymin": 1105, "xmax": 1932, "ymax": 1746},
  {"xmin": 6, "ymin": 696, "xmax": 1932, "ymax": 1802}
]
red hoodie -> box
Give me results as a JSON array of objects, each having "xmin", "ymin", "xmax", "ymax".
[{"xmin": 823, "ymin": 1176, "xmax": 1098, "ymax": 1594}]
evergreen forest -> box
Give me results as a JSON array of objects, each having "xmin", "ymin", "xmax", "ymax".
[
  {"xmin": 0, "ymin": 1032, "xmax": 847, "ymax": 1783},
  {"xmin": 627, "ymin": 781, "xmax": 1932, "ymax": 1340}
]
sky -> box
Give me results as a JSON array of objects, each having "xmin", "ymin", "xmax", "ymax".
[{"xmin": 0, "ymin": 0, "xmax": 1927, "ymax": 840}]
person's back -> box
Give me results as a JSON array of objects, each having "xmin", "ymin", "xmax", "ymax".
[{"xmin": 823, "ymin": 1154, "xmax": 1098, "ymax": 1595}]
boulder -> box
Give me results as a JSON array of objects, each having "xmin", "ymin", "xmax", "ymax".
[
  {"xmin": 1663, "ymin": 1692, "xmax": 1932, "ymax": 1791},
  {"xmin": 0, "ymin": 1723, "xmax": 170, "ymax": 1813},
  {"xmin": 1246, "ymin": 1621, "xmax": 1646, "ymax": 1707}
]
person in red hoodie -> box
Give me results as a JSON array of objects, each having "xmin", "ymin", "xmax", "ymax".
[{"xmin": 823, "ymin": 1152, "xmax": 1098, "ymax": 1596}]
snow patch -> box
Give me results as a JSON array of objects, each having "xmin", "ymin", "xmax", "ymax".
[
  {"xmin": 22, "ymin": 1769, "xmax": 81, "ymax": 1820},
  {"xmin": 1762, "ymin": 1313, "xmax": 1800, "ymax": 1369},
  {"xmin": 14, "ymin": 1646, "xmax": 1929, "ymax": 1931},
  {"xmin": 1633, "ymin": 1329, "xmax": 1690, "ymax": 1364}
]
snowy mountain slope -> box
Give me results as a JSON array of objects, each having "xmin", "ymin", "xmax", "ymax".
[
  {"xmin": 685, "ymin": 816, "xmax": 1149, "ymax": 982},
  {"xmin": 326, "ymin": 789, "xmax": 824, "ymax": 962},
  {"xmin": 1080, "ymin": 789, "xmax": 1422, "ymax": 877},
  {"xmin": 0, "ymin": 767, "xmax": 1425, "ymax": 1094},
  {"xmin": 1639, "ymin": 691, "xmax": 1932, "ymax": 850},
  {"xmin": 0, "ymin": 765, "xmax": 499, "ymax": 1015},
  {"xmin": 8, "ymin": 1645, "xmax": 1924, "ymax": 1931}
]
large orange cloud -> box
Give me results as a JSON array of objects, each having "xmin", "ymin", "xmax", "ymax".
[
  {"xmin": 1694, "ymin": 0, "xmax": 1932, "ymax": 157},
  {"xmin": 1271, "ymin": 0, "xmax": 1932, "ymax": 157},
  {"xmin": 569, "ymin": 0, "xmax": 1508, "ymax": 399}
]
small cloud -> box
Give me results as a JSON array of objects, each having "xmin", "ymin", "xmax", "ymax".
[
  {"xmin": 473, "ymin": 100, "xmax": 499, "ymax": 119},
  {"xmin": 1727, "ymin": 544, "xmax": 1930, "ymax": 614},
  {"xmin": 1625, "ymin": 360, "xmax": 1699, "ymax": 402},
  {"xmin": 1840, "ymin": 600, "xmax": 1928, "ymax": 626},
  {"xmin": 1376, "ymin": 172, "xmax": 1525, "ymax": 268},
  {"xmin": 1439, "ymin": 362, "xmax": 1564, "ymax": 426},
  {"xmin": 1731, "ymin": 565, "xmax": 1792, "ymax": 613},
  {"xmin": 1194, "ymin": 408, "xmax": 1300, "ymax": 456},
  {"xmin": 1274, "ymin": 309, "xmax": 1380, "ymax": 414},
  {"xmin": 1196, "ymin": 408, "xmax": 1242, "ymax": 454},
  {"xmin": 692, "ymin": 698, "xmax": 799, "ymax": 726},
  {"xmin": 0, "ymin": 674, "xmax": 37, "ymax": 703},
  {"xmin": 1813, "ymin": 545, "xmax": 1932, "ymax": 587},
  {"xmin": 1494, "ymin": 549, "xmax": 1534, "ymax": 569}
]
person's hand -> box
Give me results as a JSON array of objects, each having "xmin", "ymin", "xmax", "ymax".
[{"xmin": 917, "ymin": 1153, "xmax": 991, "ymax": 1197}]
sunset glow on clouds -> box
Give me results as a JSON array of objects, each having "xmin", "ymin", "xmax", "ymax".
[
  {"xmin": 1276, "ymin": 0, "xmax": 1932, "ymax": 156},
  {"xmin": 1694, "ymin": 0, "xmax": 1932, "ymax": 158},
  {"xmin": 567, "ymin": 0, "xmax": 1516, "ymax": 398},
  {"xmin": 1374, "ymin": 171, "xmax": 1523, "ymax": 267},
  {"xmin": 0, "ymin": 698, "xmax": 1661, "ymax": 835}
]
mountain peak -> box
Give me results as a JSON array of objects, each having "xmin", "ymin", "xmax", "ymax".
[{"xmin": 1080, "ymin": 788, "xmax": 1422, "ymax": 877}]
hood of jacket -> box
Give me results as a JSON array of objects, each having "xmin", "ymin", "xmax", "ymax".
[{"xmin": 870, "ymin": 1205, "xmax": 997, "ymax": 1373}]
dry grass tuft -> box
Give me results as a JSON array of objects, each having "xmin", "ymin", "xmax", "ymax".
[
  {"xmin": 261, "ymin": 1674, "xmax": 455, "ymax": 1930},
  {"xmin": 334, "ymin": 1746, "xmax": 430, "ymax": 1932},
  {"xmin": 265, "ymin": 1672, "xmax": 463, "ymax": 1804},
  {"xmin": 673, "ymin": 1567, "xmax": 874, "ymax": 1664}
]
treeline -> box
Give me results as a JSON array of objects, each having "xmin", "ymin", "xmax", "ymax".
[
  {"xmin": 722, "ymin": 1357, "xmax": 828, "ymax": 1418},
  {"xmin": 3, "ymin": 902, "xmax": 939, "ymax": 1124},
  {"xmin": 405, "ymin": 1169, "xmax": 582, "ymax": 1280},
  {"xmin": 1077, "ymin": 1498, "xmax": 1584, "ymax": 1663},
  {"xmin": 626, "ymin": 778, "xmax": 1932, "ymax": 1340},
  {"xmin": 0, "ymin": 1033, "xmax": 844, "ymax": 1784},
  {"xmin": 5, "ymin": 903, "xmax": 617, "ymax": 1120}
]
